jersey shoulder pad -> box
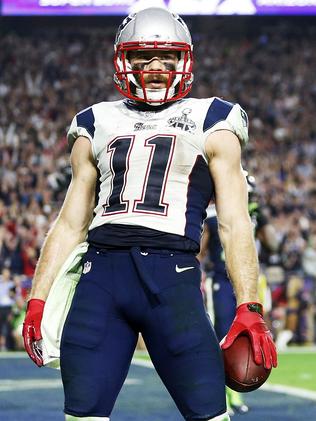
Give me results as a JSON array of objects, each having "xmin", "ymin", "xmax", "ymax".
[
  {"xmin": 203, "ymin": 97, "xmax": 249, "ymax": 147},
  {"xmin": 67, "ymin": 105, "xmax": 96, "ymax": 150}
]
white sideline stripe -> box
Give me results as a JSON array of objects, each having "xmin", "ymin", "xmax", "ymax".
[
  {"xmin": 261, "ymin": 384, "xmax": 316, "ymax": 401},
  {"xmin": 0, "ymin": 352, "xmax": 27, "ymax": 358},
  {"xmin": 0, "ymin": 379, "xmax": 62, "ymax": 391},
  {"xmin": 2, "ymin": 355, "xmax": 316, "ymax": 401},
  {"xmin": 132, "ymin": 358, "xmax": 154, "ymax": 368},
  {"xmin": 0, "ymin": 378, "xmax": 141, "ymax": 392},
  {"xmin": 132, "ymin": 359, "xmax": 316, "ymax": 401},
  {"xmin": 278, "ymin": 346, "xmax": 316, "ymax": 354}
]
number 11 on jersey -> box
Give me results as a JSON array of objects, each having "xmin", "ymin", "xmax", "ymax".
[{"xmin": 102, "ymin": 134, "xmax": 176, "ymax": 216}]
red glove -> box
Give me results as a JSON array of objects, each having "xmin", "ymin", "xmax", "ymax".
[
  {"xmin": 221, "ymin": 302, "xmax": 278, "ymax": 370},
  {"xmin": 22, "ymin": 299, "xmax": 45, "ymax": 367}
]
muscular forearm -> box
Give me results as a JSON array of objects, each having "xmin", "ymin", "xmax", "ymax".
[
  {"xmin": 219, "ymin": 218, "xmax": 259, "ymax": 305},
  {"xmin": 30, "ymin": 219, "xmax": 87, "ymax": 301}
]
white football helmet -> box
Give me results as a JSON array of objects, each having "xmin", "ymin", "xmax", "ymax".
[{"xmin": 114, "ymin": 7, "xmax": 194, "ymax": 105}]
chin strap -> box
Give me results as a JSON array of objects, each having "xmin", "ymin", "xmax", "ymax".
[{"xmin": 135, "ymin": 87, "xmax": 175, "ymax": 105}]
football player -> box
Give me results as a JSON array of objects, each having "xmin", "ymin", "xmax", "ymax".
[{"xmin": 23, "ymin": 7, "xmax": 277, "ymax": 421}]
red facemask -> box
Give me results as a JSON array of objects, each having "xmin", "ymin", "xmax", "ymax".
[{"xmin": 114, "ymin": 41, "xmax": 194, "ymax": 105}]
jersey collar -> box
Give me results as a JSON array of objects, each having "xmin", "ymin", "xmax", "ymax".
[{"xmin": 123, "ymin": 99, "xmax": 180, "ymax": 112}]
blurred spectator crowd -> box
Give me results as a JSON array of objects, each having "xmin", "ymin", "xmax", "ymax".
[{"xmin": 0, "ymin": 17, "xmax": 315, "ymax": 350}]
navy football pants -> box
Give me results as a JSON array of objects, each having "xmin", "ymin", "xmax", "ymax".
[
  {"xmin": 60, "ymin": 246, "xmax": 226, "ymax": 420},
  {"xmin": 212, "ymin": 276, "xmax": 237, "ymax": 342}
]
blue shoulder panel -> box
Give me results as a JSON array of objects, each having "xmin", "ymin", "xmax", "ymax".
[
  {"xmin": 76, "ymin": 107, "xmax": 95, "ymax": 138},
  {"xmin": 203, "ymin": 98, "xmax": 234, "ymax": 133},
  {"xmin": 185, "ymin": 155, "xmax": 214, "ymax": 244}
]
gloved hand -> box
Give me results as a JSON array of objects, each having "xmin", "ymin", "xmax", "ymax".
[
  {"xmin": 22, "ymin": 299, "xmax": 45, "ymax": 367},
  {"xmin": 221, "ymin": 302, "xmax": 278, "ymax": 370}
]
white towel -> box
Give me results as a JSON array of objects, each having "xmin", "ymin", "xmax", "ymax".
[{"xmin": 41, "ymin": 241, "xmax": 88, "ymax": 368}]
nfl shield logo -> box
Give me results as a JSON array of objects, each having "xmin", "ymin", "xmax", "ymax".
[{"xmin": 83, "ymin": 261, "xmax": 92, "ymax": 274}]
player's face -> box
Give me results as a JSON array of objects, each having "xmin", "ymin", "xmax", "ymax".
[{"xmin": 129, "ymin": 50, "xmax": 179, "ymax": 89}]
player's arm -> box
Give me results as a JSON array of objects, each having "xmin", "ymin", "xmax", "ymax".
[
  {"xmin": 205, "ymin": 130, "xmax": 277, "ymax": 369},
  {"xmin": 30, "ymin": 136, "xmax": 96, "ymax": 300},
  {"xmin": 206, "ymin": 130, "xmax": 257, "ymax": 305},
  {"xmin": 23, "ymin": 136, "xmax": 97, "ymax": 365}
]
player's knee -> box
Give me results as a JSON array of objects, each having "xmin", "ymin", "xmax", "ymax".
[
  {"xmin": 65, "ymin": 416, "xmax": 110, "ymax": 421},
  {"xmin": 206, "ymin": 412, "xmax": 230, "ymax": 421}
]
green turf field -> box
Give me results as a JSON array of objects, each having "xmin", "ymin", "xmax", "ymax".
[
  {"xmin": 268, "ymin": 351, "xmax": 316, "ymax": 391},
  {"xmin": 134, "ymin": 348, "xmax": 316, "ymax": 392}
]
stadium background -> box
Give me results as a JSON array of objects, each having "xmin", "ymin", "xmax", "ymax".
[{"xmin": 0, "ymin": 2, "xmax": 316, "ymax": 419}]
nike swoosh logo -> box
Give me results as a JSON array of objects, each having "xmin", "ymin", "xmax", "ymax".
[{"xmin": 175, "ymin": 265, "xmax": 195, "ymax": 273}]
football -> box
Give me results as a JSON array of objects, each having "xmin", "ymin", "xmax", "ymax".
[{"xmin": 222, "ymin": 335, "xmax": 272, "ymax": 392}]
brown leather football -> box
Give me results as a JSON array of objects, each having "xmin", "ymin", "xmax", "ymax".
[{"xmin": 222, "ymin": 335, "xmax": 272, "ymax": 392}]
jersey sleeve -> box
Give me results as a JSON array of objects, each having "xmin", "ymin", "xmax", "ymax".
[
  {"xmin": 202, "ymin": 98, "xmax": 249, "ymax": 147},
  {"xmin": 67, "ymin": 107, "xmax": 96, "ymax": 151}
]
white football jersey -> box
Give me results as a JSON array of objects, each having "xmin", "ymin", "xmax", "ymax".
[{"xmin": 68, "ymin": 97, "xmax": 248, "ymax": 245}]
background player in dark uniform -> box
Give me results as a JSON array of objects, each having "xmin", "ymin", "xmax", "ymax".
[
  {"xmin": 22, "ymin": 8, "xmax": 277, "ymax": 421},
  {"xmin": 199, "ymin": 172, "xmax": 279, "ymax": 415}
]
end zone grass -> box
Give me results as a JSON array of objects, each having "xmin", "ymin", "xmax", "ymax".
[{"xmin": 268, "ymin": 350, "xmax": 316, "ymax": 392}]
